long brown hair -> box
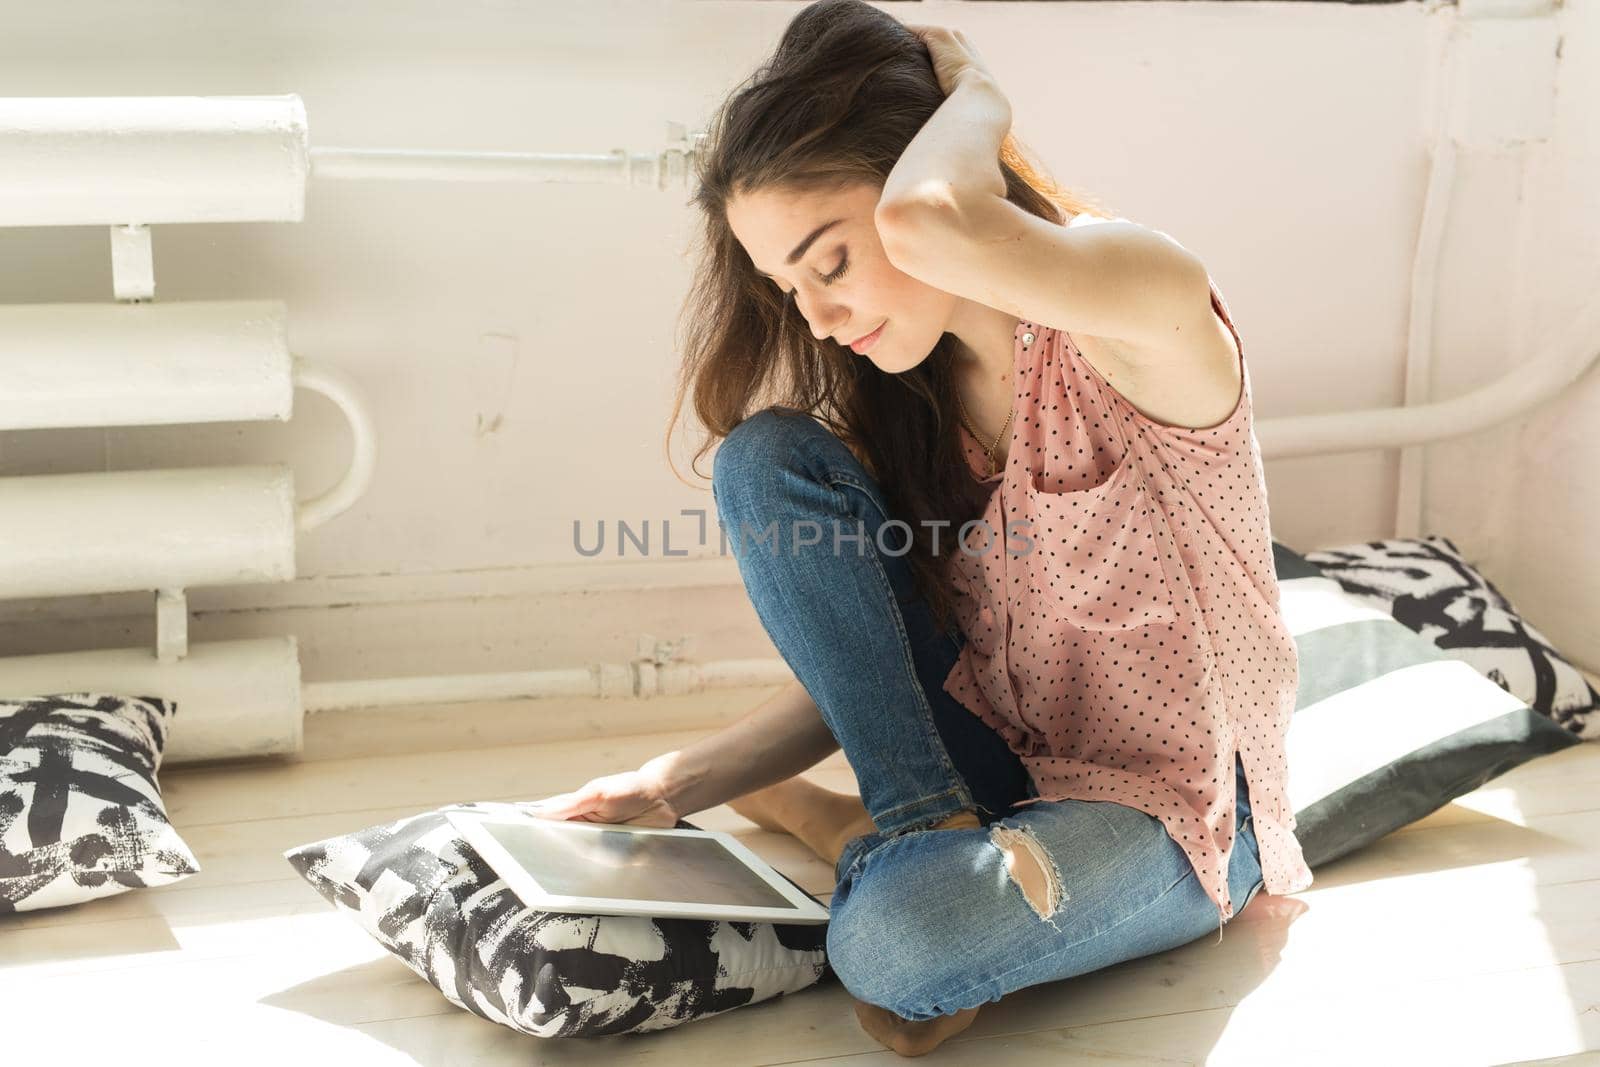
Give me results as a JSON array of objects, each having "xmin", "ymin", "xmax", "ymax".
[{"xmin": 666, "ymin": 0, "xmax": 1115, "ymax": 635}]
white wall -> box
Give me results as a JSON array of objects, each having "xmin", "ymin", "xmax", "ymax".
[{"xmin": 0, "ymin": 0, "xmax": 1594, "ymax": 680}]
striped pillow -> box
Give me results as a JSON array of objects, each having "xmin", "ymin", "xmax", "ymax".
[{"xmin": 1272, "ymin": 544, "xmax": 1580, "ymax": 871}]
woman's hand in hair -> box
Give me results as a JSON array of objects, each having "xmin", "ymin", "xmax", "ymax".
[{"xmin": 903, "ymin": 22, "xmax": 1000, "ymax": 99}]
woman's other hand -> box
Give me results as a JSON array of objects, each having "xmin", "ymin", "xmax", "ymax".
[
  {"xmin": 524, "ymin": 761, "xmax": 682, "ymax": 828},
  {"xmin": 903, "ymin": 22, "xmax": 1000, "ymax": 98}
]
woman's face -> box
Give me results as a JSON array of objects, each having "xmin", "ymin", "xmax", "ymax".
[{"xmin": 725, "ymin": 181, "xmax": 958, "ymax": 374}]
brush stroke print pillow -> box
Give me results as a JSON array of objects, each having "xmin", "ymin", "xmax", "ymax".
[
  {"xmin": 1, "ymin": 692, "xmax": 199, "ymax": 912},
  {"xmin": 284, "ymin": 801, "xmax": 831, "ymax": 1038}
]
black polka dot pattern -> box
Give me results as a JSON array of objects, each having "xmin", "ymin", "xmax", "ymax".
[{"xmin": 943, "ymin": 267, "xmax": 1314, "ymax": 931}]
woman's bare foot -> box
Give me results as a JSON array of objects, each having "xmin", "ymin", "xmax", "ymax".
[
  {"xmin": 727, "ymin": 776, "xmax": 876, "ymax": 868},
  {"xmin": 730, "ymin": 775, "xmax": 983, "ymax": 867},
  {"xmin": 853, "ymin": 1000, "xmax": 983, "ymax": 1057}
]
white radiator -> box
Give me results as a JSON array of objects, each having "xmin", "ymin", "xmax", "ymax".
[
  {"xmin": 0, "ymin": 95, "xmax": 369, "ymax": 765},
  {"xmin": 0, "ymin": 93, "xmax": 702, "ymax": 761}
]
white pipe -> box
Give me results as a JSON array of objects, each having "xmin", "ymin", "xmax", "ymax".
[
  {"xmin": 0, "ymin": 98, "xmax": 702, "ymax": 223},
  {"xmin": 0, "ymin": 637, "xmax": 302, "ymax": 765},
  {"xmin": 308, "ymin": 126, "xmax": 700, "ymax": 191},
  {"xmin": 1394, "ymin": 23, "xmax": 1462, "ymax": 539},
  {"xmin": 1256, "ymin": 284, "xmax": 1600, "ymax": 459},
  {"xmin": 302, "ymin": 658, "xmax": 795, "ymax": 714},
  {"xmin": 0, "ymin": 465, "xmax": 297, "ymax": 600},
  {"xmin": 310, "ymin": 147, "xmax": 659, "ymax": 184},
  {"xmin": 0, "ymin": 95, "xmax": 308, "ymax": 227},
  {"xmin": 291, "ymin": 357, "xmax": 379, "ymax": 533},
  {"xmin": 0, "ymin": 300, "xmax": 293, "ymax": 430}
]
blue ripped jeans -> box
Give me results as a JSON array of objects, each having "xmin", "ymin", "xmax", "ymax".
[{"xmin": 710, "ymin": 407, "xmax": 1265, "ymax": 1022}]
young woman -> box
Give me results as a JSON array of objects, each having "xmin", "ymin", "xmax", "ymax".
[{"xmin": 529, "ymin": 0, "xmax": 1313, "ymax": 1055}]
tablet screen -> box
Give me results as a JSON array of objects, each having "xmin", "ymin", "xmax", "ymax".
[{"xmin": 476, "ymin": 818, "xmax": 802, "ymax": 910}]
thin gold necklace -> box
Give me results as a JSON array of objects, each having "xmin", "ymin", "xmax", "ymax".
[{"xmin": 955, "ymin": 384, "xmax": 1014, "ymax": 478}]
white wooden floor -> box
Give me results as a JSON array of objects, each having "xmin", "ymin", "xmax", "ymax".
[{"xmin": 4, "ymin": 690, "xmax": 1600, "ymax": 1066}]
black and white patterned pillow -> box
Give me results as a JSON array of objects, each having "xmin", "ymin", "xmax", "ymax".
[
  {"xmin": 1273, "ymin": 543, "xmax": 1581, "ymax": 870},
  {"xmin": 1301, "ymin": 536, "xmax": 1598, "ymax": 741},
  {"xmin": 283, "ymin": 801, "xmax": 831, "ymax": 1038},
  {"xmin": 1, "ymin": 692, "xmax": 200, "ymax": 913}
]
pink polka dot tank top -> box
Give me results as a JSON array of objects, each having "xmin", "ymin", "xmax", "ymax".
[{"xmin": 943, "ymin": 214, "xmax": 1314, "ymax": 936}]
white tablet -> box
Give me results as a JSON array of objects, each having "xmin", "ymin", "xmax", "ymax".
[{"xmin": 444, "ymin": 809, "xmax": 831, "ymax": 925}]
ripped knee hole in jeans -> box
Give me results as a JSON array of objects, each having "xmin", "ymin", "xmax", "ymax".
[{"xmin": 989, "ymin": 824, "xmax": 1067, "ymax": 933}]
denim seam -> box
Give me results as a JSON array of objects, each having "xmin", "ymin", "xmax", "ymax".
[
  {"xmin": 874, "ymin": 788, "xmax": 972, "ymax": 828},
  {"xmin": 832, "ymin": 789, "xmax": 981, "ymax": 888},
  {"xmin": 835, "ymin": 819, "xmax": 943, "ymax": 886},
  {"xmin": 822, "ymin": 472, "xmax": 976, "ymax": 829}
]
